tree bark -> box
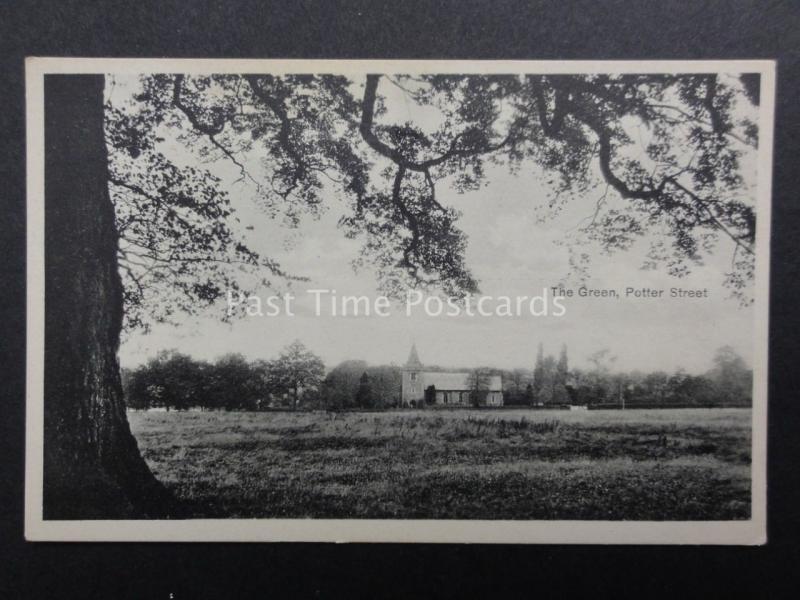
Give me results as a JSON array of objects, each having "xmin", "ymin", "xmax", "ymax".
[{"xmin": 43, "ymin": 75, "xmax": 175, "ymax": 519}]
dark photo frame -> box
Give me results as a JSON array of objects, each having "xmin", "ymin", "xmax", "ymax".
[{"xmin": 2, "ymin": 1, "xmax": 799, "ymax": 597}]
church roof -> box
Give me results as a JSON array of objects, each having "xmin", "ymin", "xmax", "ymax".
[
  {"xmin": 421, "ymin": 371, "xmax": 502, "ymax": 392},
  {"xmin": 405, "ymin": 343, "xmax": 423, "ymax": 368}
]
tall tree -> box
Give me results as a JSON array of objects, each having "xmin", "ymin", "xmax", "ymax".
[
  {"xmin": 553, "ymin": 344, "xmax": 570, "ymax": 404},
  {"xmin": 708, "ymin": 345, "xmax": 752, "ymax": 405},
  {"xmin": 532, "ymin": 343, "xmax": 545, "ymax": 404},
  {"xmin": 271, "ymin": 341, "xmax": 326, "ymax": 409},
  {"xmin": 556, "ymin": 345, "xmax": 569, "ymax": 380},
  {"xmin": 539, "ymin": 355, "xmax": 558, "ymax": 405},
  {"xmin": 44, "ymin": 76, "xmax": 173, "ymax": 518}
]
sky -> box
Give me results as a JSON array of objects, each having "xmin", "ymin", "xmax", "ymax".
[{"xmin": 113, "ymin": 73, "xmax": 760, "ymax": 374}]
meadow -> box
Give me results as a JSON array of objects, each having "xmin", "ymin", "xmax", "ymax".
[{"xmin": 129, "ymin": 408, "xmax": 751, "ymax": 520}]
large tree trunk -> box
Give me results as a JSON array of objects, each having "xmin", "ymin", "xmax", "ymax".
[{"xmin": 43, "ymin": 75, "xmax": 175, "ymax": 519}]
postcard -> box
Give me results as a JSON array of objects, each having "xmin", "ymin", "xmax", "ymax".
[{"xmin": 25, "ymin": 58, "xmax": 773, "ymax": 543}]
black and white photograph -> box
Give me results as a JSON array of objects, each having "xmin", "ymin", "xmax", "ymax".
[{"xmin": 25, "ymin": 58, "xmax": 772, "ymax": 543}]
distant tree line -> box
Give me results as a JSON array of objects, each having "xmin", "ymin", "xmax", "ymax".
[
  {"xmin": 122, "ymin": 340, "xmax": 325, "ymax": 411},
  {"xmin": 122, "ymin": 341, "xmax": 403, "ymax": 411},
  {"xmin": 499, "ymin": 345, "xmax": 752, "ymax": 408},
  {"xmin": 123, "ymin": 342, "xmax": 752, "ymax": 411}
]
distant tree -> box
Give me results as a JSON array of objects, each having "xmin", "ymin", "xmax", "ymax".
[
  {"xmin": 586, "ymin": 349, "xmax": 619, "ymax": 404},
  {"xmin": 250, "ymin": 359, "xmax": 281, "ymax": 409},
  {"xmin": 553, "ymin": 344, "xmax": 570, "ymax": 404},
  {"xmin": 123, "ymin": 350, "xmax": 211, "ymax": 411},
  {"xmin": 424, "ymin": 384, "xmax": 437, "ymax": 406},
  {"xmin": 532, "ymin": 343, "xmax": 545, "ymax": 403},
  {"xmin": 355, "ymin": 372, "xmax": 374, "ymax": 408},
  {"xmin": 366, "ymin": 365, "xmax": 402, "ymax": 408},
  {"xmin": 321, "ymin": 360, "xmax": 369, "ymax": 409},
  {"xmin": 539, "ymin": 355, "xmax": 557, "ymax": 404},
  {"xmin": 502, "ymin": 368, "xmax": 531, "ymax": 405},
  {"xmin": 642, "ymin": 371, "xmax": 670, "ymax": 404},
  {"xmin": 587, "ymin": 349, "xmax": 616, "ymax": 373},
  {"xmin": 207, "ymin": 353, "xmax": 264, "ymax": 411},
  {"xmin": 556, "ymin": 345, "xmax": 569, "ymax": 381},
  {"xmin": 567, "ymin": 368, "xmax": 589, "ymax": 404},
  {"xmin": 524, "ymin": 383, "xmax": 535, "ymax": 406},
  {"xmin": 667, "ymin": 370, "xmax": 717, "ymax": 405},
  {"xmin": 708, "ymin": 346, "xmax": 752, "ymax": 405},
  {"xmin": 121, "ymin": 367, "xmax": 149, "ymax": 410},
  {"xmin": 467, "ymin": 368, "xmax": 492, "ymax": 407},
  {"xmin": 169, "ymin": 352, "xmax": 211, "ymax": 410},
  {"xmin": 610, "ymin": 373, "xmax": 630, "ymax": 407},
  {"xmin": 271, "ymin": 340, "xmax": 325, "ymax": 409}
]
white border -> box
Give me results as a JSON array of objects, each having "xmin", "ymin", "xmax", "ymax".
[{"xmin": 25, "ymin": 58, "xmax": 774, "ymax": 544}]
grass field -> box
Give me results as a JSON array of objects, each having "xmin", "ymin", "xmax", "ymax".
[{"xmin": 129, "ymin": 408, "xmax": 751, "ymax": 520}]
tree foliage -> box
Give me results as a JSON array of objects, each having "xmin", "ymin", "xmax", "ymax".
[
  {"xmin": 122, "ymin": 341, "xmax": 326, "ymax": 411},
  {"xmin": 269, "ymin": 340, "xmax": 326, "ymax": 409},
  {"xmin": 320, "ymin": 361, "xmax": 401, "ymax": 409},
  {"xmin": 122, "ymin": 343, "xmax": 751, "ymax": 411},
  {"xmin": 466, "ymin": 367, "xmax": 493, "ymax": 406},
  {"xmin": 355, "ymin": 371, "xmax": 374, "ymax": 408},
  {"xmin": 567, "ymin": 346, "xmax": 752, "ymax": 407},
  {"xmin": 105, "ymin": 71, "xmax": 760, "ymax": 330}
]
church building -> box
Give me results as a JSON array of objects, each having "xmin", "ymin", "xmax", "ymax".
[{"xmin": 401, "ymin": 344, "xmax": 503, "ymax": 407}]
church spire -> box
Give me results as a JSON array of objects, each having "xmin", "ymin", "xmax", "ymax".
[{"xmin": 405, "ymin": 342, "xmax": 423, "ymax": 369}]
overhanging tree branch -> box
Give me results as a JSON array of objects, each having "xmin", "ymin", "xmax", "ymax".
[
  {"xmin": 172, "ymin": 75, "xmax": 258, "ymax": 186},
  {"xmin": 533, "ymin": 85, "xmax": 756, "ymax": 259},
  {"xmin": 243, "ymin": 75, "xmax": 307, "ymax": 198},
  {"xmin": 359, "ymin": 74, "xmax": 515, "ymax": 173}
]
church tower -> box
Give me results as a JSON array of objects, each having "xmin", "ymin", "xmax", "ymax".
[{"xmin": 401, "ymin": 343, "xmax": 424, "ymax": 406}]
